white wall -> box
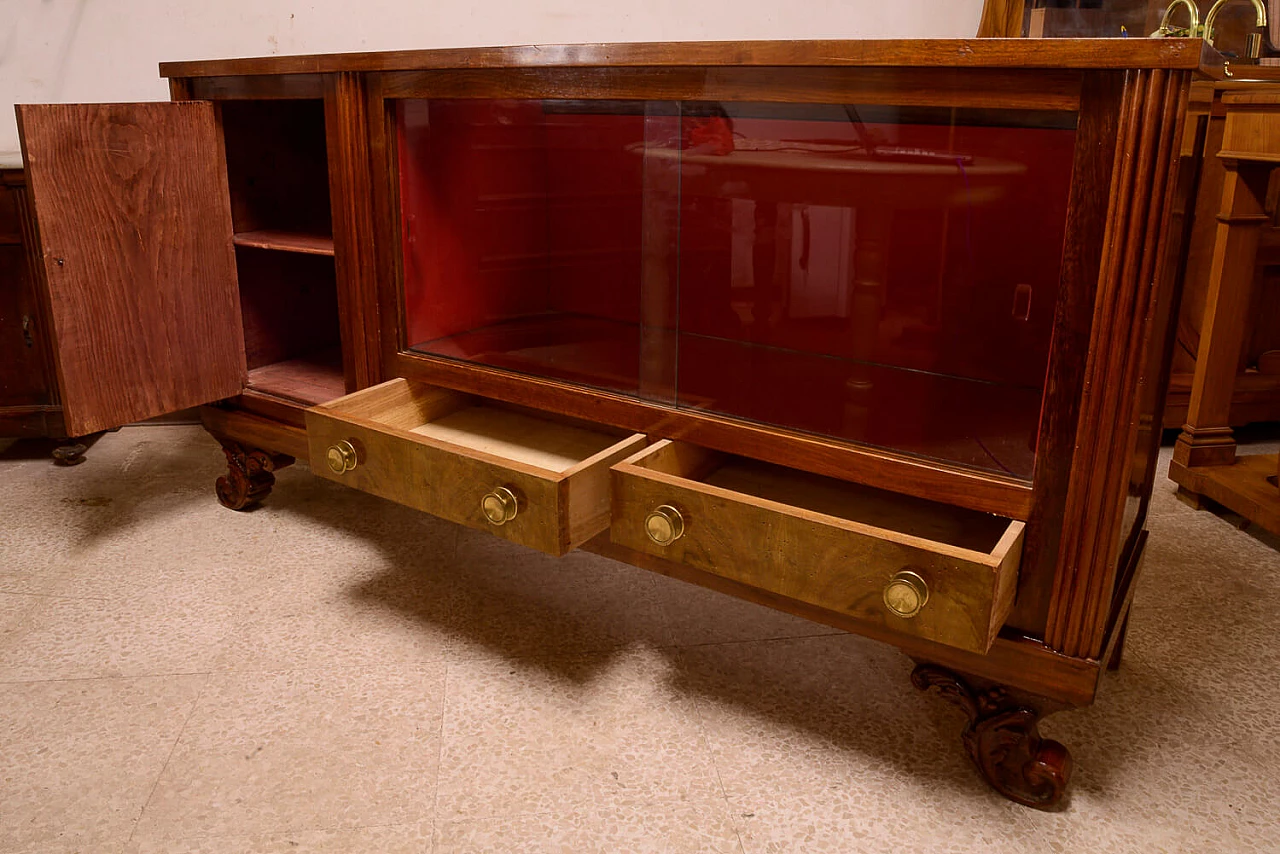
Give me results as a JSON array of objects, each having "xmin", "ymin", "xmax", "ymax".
[{"xmin": 0, "ymin": 0, "xmax": 986, "ymax": 167}]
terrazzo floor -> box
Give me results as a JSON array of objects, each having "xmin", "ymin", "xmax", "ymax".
[{"xmin": 1, "ymin": 424, "xmax": 1278, "ymax": 853}]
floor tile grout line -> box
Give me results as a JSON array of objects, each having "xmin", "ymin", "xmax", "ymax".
[
  {"xmin": 0, "ymin": 669, "xmax": 222, "ymax": 686},
  {"xmin": 430, "ymin": 661, "xmax": 450, "ymax": 854},
  {"xmin": 674, "ymin": 646, "xmax": 749, "ymax": 854},
  {"xmin": 127, "ymin": 671, "xmax": 212, "ymax": 845}
]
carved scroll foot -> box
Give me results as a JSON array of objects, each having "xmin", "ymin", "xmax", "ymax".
[
  {"xmin": 912, "ymin": 664, "xmax": 1072, "ymax": 809},
  {"xmin": 214, "ymin": 439, "xmax": 295, "ymax": 511},
  {"xmin": 51, "ymin": 442, "xmax": 89, "ymax": 466}
]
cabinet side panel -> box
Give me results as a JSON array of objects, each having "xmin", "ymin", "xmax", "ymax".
[
  {"xmin": 1008, "ymin": 71, "xmax": 1123, "ymax": 636},
  {"xmin": 17, "ymin": 102, "xmax": 246, "ymax": 436},
  {"xmin": 1044, "ymin": 69, "xmax": 1191, "ymax": 659}
]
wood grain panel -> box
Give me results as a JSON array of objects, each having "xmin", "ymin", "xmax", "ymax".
[
  {"xmin": 380, "ymin": 66, "xmax": 1082, "ymax": 111},
  {"xmin": 326, "ymin": 72, "xmax": 384, "ymax": 390},
  {"xmin": 1045, "ymin": 69, "xmax": 1193, "ymax": 659},
  {"xmin": 17, "ymin": 103, "xmax": 245, "ymax": 436},
  {"xmin": 588, "ymin": 532, "xmax": 1100, "ymax": 704},
  {"xmin": 159, "ymin": 38, "xmax": 1213, "ymax": 79},
  {"xmin": 977, "ymin": 0, "xmax": 1027, "ymax": 37},
  {"xmin": 392, "ymin": 352, "xmax": 1036, "ymax": 520},
  {"xmin": 1008, "ymin": 71, "xmax": 1124, "ymax": 636},
  {"xmin": 611, "ymin": 440, "xmax": 1024, "ymax": 654},
  {"xmin": 306, "ymin": 378, "xmax": 646, "ymax": 554}
]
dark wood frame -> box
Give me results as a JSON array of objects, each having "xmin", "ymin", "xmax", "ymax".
[
  {"xmin": 10, "ymin": 39, "xmax": 1213, "ymax": 806},
  {"xmin": 153, "ymin": 41, "xmax": 1206, "ymax": 704}
]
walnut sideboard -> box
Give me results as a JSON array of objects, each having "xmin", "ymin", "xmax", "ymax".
[{"xmin": 10, "ymin": 38, "xmax": 1222, "ymax": 808}]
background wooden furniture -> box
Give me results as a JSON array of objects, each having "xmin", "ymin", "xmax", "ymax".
[
  {"xmin": 1167, "ymin": 78, "xmax": 1280, "ymax": 428},
  {"xmin": 984, "ymin": 0, "xmax": 1276, "ymax": 54},
  {"xmin": 1169, "ymin": 87, "xmax": 1280, "ymax": 535},
  {"xmin": 8, "ymin": 38, "xmax": 1216, "ymax": 807},
  {"xmin": 0, "ymin": 169, "xmax": 64, "ymax": 441}
]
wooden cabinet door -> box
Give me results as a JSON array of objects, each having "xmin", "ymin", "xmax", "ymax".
[{"xmin": 16, "ymin": 102, "xmax": 246, "ymax": 436}]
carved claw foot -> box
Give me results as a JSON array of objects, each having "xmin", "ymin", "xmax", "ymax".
[
  {"xmin": 51, "ymin": 443, "xmax": 88, "ymax": 466},
  {"xmin": 215, "ymin": 438, "xmax": 294, "ymax": 510},
  {"xmin": 912, "ymin": 664, "xmax": 1072, "ymax": 809}
]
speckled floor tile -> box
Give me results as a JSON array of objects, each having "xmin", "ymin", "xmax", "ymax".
[
  {"xmin": 132, "ymin": 667, "xmax": 444, "ymax": 842},
  {"xmin": 435, "ymin": 647, "xmax": 722, "ymax": 819},
  {"xmin": 0, "ymin": 591, "xmax": 240, "ymax": 681},
  {"xmin": 124, "ymin": 821, "xmax": 434, "ymax": 853},
  {"xmin": 4, "ymin": 427, "xmax": 1280, "ymax": 853},
  {"xmin": 648, "ymin": 572, "xmax": 845, "ymax": 648},
  {"xmin": 0, "ymin": 592, "xmax": 45, "ymax": 651},
  {"xmin": 434, "ymin": 800, "xmax": 744, "ymax": 853},
  {"xmin": 210, "ymin": 561, "xmax": 458, "ymax": 673},
  {"xmin": 439, "ymin": 531, "xmax": 672, "ymax": 659},
  {"xmin": 0, "ymin": 674, "xmax": 206, "ymax": 852}
]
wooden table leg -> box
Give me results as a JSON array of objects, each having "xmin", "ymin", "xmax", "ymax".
[{"xmin": 1173, "ymin": 161, "xmax": 1272, "ymax": 470}]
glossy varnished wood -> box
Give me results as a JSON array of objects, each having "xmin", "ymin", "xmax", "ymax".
[
  {"xmin": 392, "ymin": 351, "xmax": 1035, "ymax": 520},
  {"xmin": 17, "ymin": 102, "xmax": 247, "ymax": 436},
  {"xmin": 307, "ymin": 378, "xmax": 646, "ymax": 555},
  {"xmin": 1045, "ymin": 68, "xmax": 1193, "ymax": 659},
  {"xmin": 1008, "ymin": 70, "xmax": 1124, "ymax": 636},
  {"xmin": 611, "ymin": 440, "xmax": 1024, "ymax": 654},
  {"xmin": 378, "ymin": 66, "xmax": 1084, "ymax": 111},
  {"xmin": 325, "ymin": 72, "xmax": 384, "ymax": 391},
  {"xmin": 159, "ymin": 38, "xmax": 1215, "ymax": 78},
  {"xmin": 584, "ymin": 533, "xmax": 1100, "ymax": 705}
]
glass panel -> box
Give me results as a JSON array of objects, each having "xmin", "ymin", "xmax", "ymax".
[{"xmin": 398, "ymin": 98, "xmax": 1077, "ymax": 479}]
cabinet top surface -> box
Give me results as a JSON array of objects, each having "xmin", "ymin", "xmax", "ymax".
[{"xmin": 159, "ymin": 38, "xmax": 1219, "ymax": 79}]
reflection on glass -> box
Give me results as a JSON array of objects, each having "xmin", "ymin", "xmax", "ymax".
[{"xmin": 398, "ymin": 98, "xmax": 1076, "ymax": 479}]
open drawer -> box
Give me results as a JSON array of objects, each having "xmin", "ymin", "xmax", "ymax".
[
  {"xmin": 611, "ymin": 440, "xmax": 1024, "ymax": 653},
  {"xmin": 306, "ymin": 378, "xmax": 647, "ymax": 555}
]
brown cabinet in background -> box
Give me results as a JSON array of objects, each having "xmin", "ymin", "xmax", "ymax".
[{"xmin": 0, "ymin": 169, "xmax": 64, "ymax": 441}]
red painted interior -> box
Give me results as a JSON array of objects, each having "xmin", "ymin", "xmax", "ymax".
[{"xmin": 397, "ymin": 99, "xmax": 1076, "ymax": 478}]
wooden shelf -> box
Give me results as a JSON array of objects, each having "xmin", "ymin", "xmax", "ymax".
[
  {"xmin": 245, "ymin": 348, "xmax": 345, "ymax": 405},
  {"xmin": 233, "ymin": 230, "xmax": 335, "ymax": 256}
]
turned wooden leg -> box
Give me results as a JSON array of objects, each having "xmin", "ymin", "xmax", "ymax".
[
  {"xmin": 1172, "ymin": 161, "xmax": 1271, "ymax": 470},
  {"xmin": 214, "ymin": 438, "xmax": 294, "ymax": 511},
  {"xmin": 912, "ymin": 664, "xmax": 1072, "ymax": 809}
]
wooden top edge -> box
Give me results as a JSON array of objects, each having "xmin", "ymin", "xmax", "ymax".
[{"xmin": 160, "ymin": 38, "xmax": 1217, "ymax": 78}]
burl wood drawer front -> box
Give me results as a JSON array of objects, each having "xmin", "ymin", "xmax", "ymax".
[
  {"xmin": 611, "ymin": 441, "xmax": 1024, "ymax": 653},
  {"xmin": 306, "ymin": 378, "xmax": 646, "ymax": 555}
]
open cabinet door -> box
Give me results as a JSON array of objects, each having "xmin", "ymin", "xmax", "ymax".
[{"xmin": 16, "ymin": 102, "xmax": 246, "ymax": 436}]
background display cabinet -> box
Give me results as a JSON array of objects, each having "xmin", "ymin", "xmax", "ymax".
[{"xmin": 8, "ymin": 38, "xmax": 1218, "ymax": 808}]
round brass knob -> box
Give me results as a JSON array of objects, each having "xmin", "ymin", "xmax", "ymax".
[
  {"xmin": 326, "ymin": 440, "xmax": 358, "ymax": 475},
  {"xmin": 645, "ymin": 505, "xmax": 685, "ymax": 546},
  {"xmin": 883, "ymin": 569, "xmax": 929, "ymax": 619},
  {"xmin": 481, "ymin": 486, "xmax": 519, "ymax": 526}
]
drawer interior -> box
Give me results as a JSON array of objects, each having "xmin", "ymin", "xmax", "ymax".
[
  {"xmin": 321, "ymin": 378, "xmax": 635, "ymax": 475},
  {"xmin": 408, "ymin": 406, "xmax": 622, "ymax": 474},
  {"xmin": 630, "ymin": 441, "xmax": 1015, "ymax": 556}
]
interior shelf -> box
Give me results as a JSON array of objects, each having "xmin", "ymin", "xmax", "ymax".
[
  {"xmin": 233, "ymin": 230, "xmax": 335, "ymax": 256},
  {"xmin": 245, "ymin": 348, "xmax": 346, "ymax": 405}
]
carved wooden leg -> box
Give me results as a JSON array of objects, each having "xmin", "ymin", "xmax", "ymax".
[
  {"xmin": 51, "ymin": 442, "xmax": 89, "ymax": 466},
  {"xmin": 214, "ymin": 438, "xmax": 294, "ymax": 511},
  {"xmin": 912, "ymin": 664, "xmax": 1072, "ymax": 809}
]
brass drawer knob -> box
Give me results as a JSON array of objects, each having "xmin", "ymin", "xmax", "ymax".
[
  {"xmin": 326, "ymin": 440, "xmax": 358, "ymax": 474},
  {"xmin": 482, "ymin": 486, "xmax": 519, "ymax": 526},
  {"xmin": 645, "ymin": 505, "xmax": 685, "ymax": 546},
  {"xmin": 883, "ymin": 570, "xmax": 929, "ymax": 619}
]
